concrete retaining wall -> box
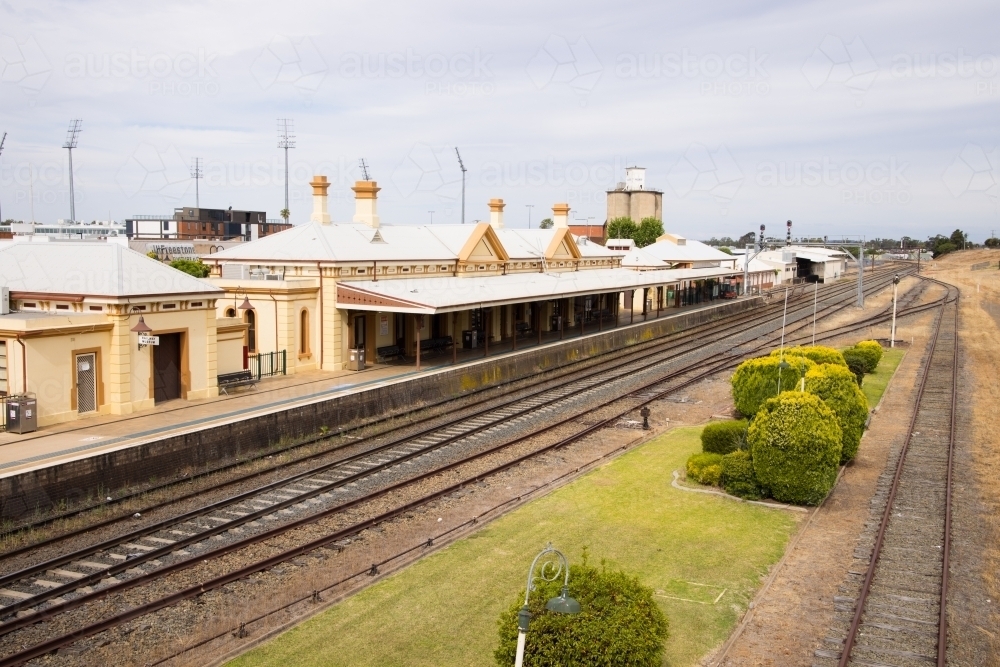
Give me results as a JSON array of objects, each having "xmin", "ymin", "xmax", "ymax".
[{"xmin": 0, "ymin": 298, "xmax": 761, "ymax": 517}]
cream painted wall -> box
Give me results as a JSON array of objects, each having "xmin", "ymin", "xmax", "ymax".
[
  {"xmin": 26, "ymin": 330, "xmax": 111, "ymax": 425},
  {"xmin": 217, "ymin": 325, "xmax": 248, "ymax": 375}
]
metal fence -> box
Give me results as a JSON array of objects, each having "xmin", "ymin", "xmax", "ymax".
[{"xmin": 249, "ymin": 350, "xmax": 286, "ymax": 379}]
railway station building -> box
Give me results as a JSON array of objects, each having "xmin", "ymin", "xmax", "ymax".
[
  {"xmin": 0, "ymin": 241, "xmax": 245, "ymax": 425},
  {"xmin": 202, "ymin": 176, "xmax": 749, "ymax": 373}
]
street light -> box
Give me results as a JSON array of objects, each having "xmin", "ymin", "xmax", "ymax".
[
  {"xmin": 890, "ymin": 274, "xmax": 900, "ymax": 348},
  {"xmin": 514, "ymin": 544, "xmax": 581, "ymax": 667},
  {"xmin": 129, "ymin": 306, "xmax": 154, "ymax": 350}
]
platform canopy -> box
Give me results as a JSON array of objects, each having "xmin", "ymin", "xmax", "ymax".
[{"xmin": 336, "ymin": 266, "xmax": 738, "ymax": 314}]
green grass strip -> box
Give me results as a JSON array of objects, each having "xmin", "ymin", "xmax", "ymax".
[
  {"xmin": 860, "ymin": 347, "xmax": 905, "ymax": 408},
  {"xmin": 229, "ymin": 427, "xmax": 798, "ymax": 667}
]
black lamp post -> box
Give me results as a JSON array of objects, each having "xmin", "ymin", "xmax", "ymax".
[{"xmin": 514, "ymin": 544, "xmax": 581, "ymax": 667}]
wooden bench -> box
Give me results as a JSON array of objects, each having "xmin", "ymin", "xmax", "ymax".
[
  {"xmin": 376, "ymin": 345, "xmax": 404, "ymax": 362},
  {"xmin": 218, "ymin": 370, "xmax": 257, "ymax": 395},
  {"xmin": 419, "ymin": 336, "xmax": 453, "ymax": 354}
]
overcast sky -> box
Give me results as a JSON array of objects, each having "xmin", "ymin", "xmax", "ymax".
[{"xmin": 1, "ymin": 0, "xmax": 997, "ymax": 241}]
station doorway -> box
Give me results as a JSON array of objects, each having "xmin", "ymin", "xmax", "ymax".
[{"xmin": 154, "ymin": 333, "xmax": 182, "ymax": 403}]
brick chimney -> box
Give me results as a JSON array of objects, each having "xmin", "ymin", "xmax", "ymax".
[
  {"xmin": 310, "ymin": 175, "xmax": 331, "ymax": 224},
  {"xmin": 489, "ymin": 198, "xmax": 505, "ymax": 229},
  {"xmin": 351, "ymin": 181, "xmax": 381, "ymax": 228},
  {"xmin": 552, "ymin": 203, "xmax": 570, "ymax": 228}
]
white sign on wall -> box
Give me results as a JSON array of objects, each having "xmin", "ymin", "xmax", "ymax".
[
  {"xmin": 139, "ymin": 335, "xmax": 160, "ymax": 346},
  {"xmin": 379, "ymin": 314, "xmax": 389, "ymax": 336}
]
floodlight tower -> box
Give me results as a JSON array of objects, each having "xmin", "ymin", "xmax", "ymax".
[
  {"xmin": 63, "ymin": 120, "xmax": 82, "ymax": 223},
  {"xmin": 277, "ymin": 119, "xmax": 295, "ymax": 221},
  {"xmin": 190, "ymin": 157, "xmax": 203, "ymax": 208},
  {"xmin": 455, "ymin": 147, "xmax": 467, "ymax": 224}
]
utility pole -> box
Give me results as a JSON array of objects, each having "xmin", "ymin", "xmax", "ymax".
[
  {"xmin": 428, "ymin": 210, "xmax": 434, "ymax": 225},
  {"xmin": 891, "ymin": 274, "xmax": 900, "ymax": 347},
  {"xmin": 455, "ymin": 148, "xmax": 466, "ymax": 224},
  {"xmin": 0, "ymin": 132, "xmax": 6, "ymax": 222},
  {"xmin": 525, "ymin": 204, "xmax": 533, "ymax": 229},
  {"xmin": 190, "ymin": 157, "xmax": 203, "ymax": 208},
  {"xmin": 63, "ymin": 120, "xmax": 82, "ymax": 223},
  {"xmin": 277, "ymin": 119, "xmax": 295, "ymax": 222}
]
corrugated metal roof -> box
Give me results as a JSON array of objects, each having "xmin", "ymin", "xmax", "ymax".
[
  {"xmin": 642, "ymin": 237, "xmax": 735, "ymax": 263},
  {"xmin": 204, "ymin": 222, "xmax": 620, "ymax": 265},
  {"xmin": 0, "ymin": 241, "xmax": 222, "ymax": 298},
  {"xmin": 336, "ymin": 266, "xmax": 739, "ymax": 314}
]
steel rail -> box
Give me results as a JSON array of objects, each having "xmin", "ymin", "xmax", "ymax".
[
  {"xmin": 0, "ymin": 275, "xmax": 857, "ymax": 540},
  {"xmin": 0, "ymin": 269, "xmax": 915, "ymax": 626},
  {"xmin": 0, "ymin": 273, "xmax": 907, "ymax": 658},
  {"xmin": 0, "ymin": 267, "xmax": 907, "ymax": 560},
  {"xmin": 837, "ymin": 279, "xmax": 959, "ymax": 667}
]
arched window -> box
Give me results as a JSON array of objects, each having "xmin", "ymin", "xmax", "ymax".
[
  {"xmin": 245, "ymin": 309, "xmax": 256, "ymax": 352},
  {"xmin": 224, "ymin": 307, "xmax": 236, "ymax": 318},
  {"xmin": 299, "ymin": 309, "xmax": 310, "ymax": 355}
]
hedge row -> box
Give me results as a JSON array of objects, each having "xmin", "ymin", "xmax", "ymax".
[
  {"xmin": 686, "ymin": 453, "xmax": 723, "ymax": 485},
  {"xmin": 844, "ymin": 340, "xmax": 883, "ymax": 375},
  {"xmin": 731, "ymin": 356, "xmax": 815, "ymax": 417},
  {"xmin": 700, "ymin": 419, "xmax": 748, "ymax": 455},
  {"xmin": 494, "ymin": 561, "xmax": 669, "ymax": 666},
  {"xmin": 720, "ymin": 450, "xmax": 764, "ymax": 500},
  {"xmin": 804, "ymin": 364, "xmax": 869, "ymax": 463},
  {"xmin": 749, "ymin": 392, "xmax": 842, "ymax": 505},
  {"xmin": 770, "ymin": 345, "xmax": 847, "ymax": 367}
]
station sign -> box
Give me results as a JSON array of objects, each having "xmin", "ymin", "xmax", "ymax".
[{"xmin": 139, "ymin": 335, "xmax": 160, "ymax": 346}]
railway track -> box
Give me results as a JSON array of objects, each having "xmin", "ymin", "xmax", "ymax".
[
  {"xmin": 0, "ymin": 267, "xmax": 919, "ymax": 665},
  {"xmin": 0, "ymin": 271, "xmax": 891, "ymax": 542},
  {"xmin": 814, "ymin": 278, "xmax": 959, "ymax": 667},
  {"xmin": 0, "ymin": 266, "xmax": 910, "ymax": 557}
]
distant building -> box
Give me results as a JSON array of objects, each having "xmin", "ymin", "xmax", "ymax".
[
  {"xmin": 2, "ymin": 220, "xmax": 126, "ymax": 239},
  {"xmin": 125, "ymin": 207, "xmax": 291, "ymax": 242},
  {"xmin": 605, "ymin": 167, "xmax": 663, "ymax": 226}
]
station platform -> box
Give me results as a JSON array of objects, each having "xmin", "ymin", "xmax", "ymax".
[{"xmin": 0, "ymin": 298, "xmax": 757, "ymax": 502}]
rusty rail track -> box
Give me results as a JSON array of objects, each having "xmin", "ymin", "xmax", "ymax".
[
  {"xmin": 826, "ymin": 279, "xmax": 959, "ymax": 667},
  {"xmin": 0, "ymin": 267, "xmax": 919, "ymax": 666}
]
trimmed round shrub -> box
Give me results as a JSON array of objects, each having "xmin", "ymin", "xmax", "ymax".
[
  {"xmin": 749, "ymin": 392, "xmax": 843, "ymax": 505},
  {"xmin": 845, "ymin": 344, "xmax": 879, "ymax": 374},
  {"xmin": 770, "ymin": 345, "xmax": 847, "ymax": 367},
  {"xmin": 731, "ymin": 355, "xmax": 816, "ymax": 417},
  {"xmin": 686, "ymin": 452, "xmax": 723, "ymax": 485},
  {"xmin": 494, "ymin": 561, "xmax": 668, "ymax": 667},
  {"xmin": 805, "ymin": 364, "xmax": 869, "ymax": 463},
  {"xmin": 841, "ymin": 349, "xmax": 868, "ymax": 384},
  {"xmin": 855, "ymin": 340, "xmax": 884, "ymax": 367},
  {"xmin": 721, "ymin": 450, "xmax": 764, "ymax": 500},
  {"xmin": 701, "ymin": 419, "xmax": 748, "ymax": 455}
]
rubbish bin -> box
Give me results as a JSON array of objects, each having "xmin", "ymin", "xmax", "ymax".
[
  {"xmin": 347, "ymin": 347, "xmax": 365, "ymax": 371},
  {"xmin": 6, "ymin": 395, "xmax": 37, "ymax": 434},
  {"xmin": 462, "ymin": 329, "xmax": 478, "ymax": 349}
]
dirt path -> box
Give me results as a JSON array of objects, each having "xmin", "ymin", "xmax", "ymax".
[{"xmin": 713, "ymin": 308, "xmax": 938, "ymax": 666}]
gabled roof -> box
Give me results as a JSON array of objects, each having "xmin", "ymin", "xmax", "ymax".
[
  {"xmin": 0, "ymin": 241, "xmax": 222, "ymax": 298},
  {"xmin": 621, "ymin": 246, "xmax": 669, "ymax": 269},
  {"xmin": 642, "ymin": 236, "xmax": 735, "ymax": 264},
  {"xmin": 456, "ymin": 223, "xmax": 510, "ymax": 262},
  {"xmin": 206, "ymin": 222, "xmax": 468, "ymax": 263}
]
